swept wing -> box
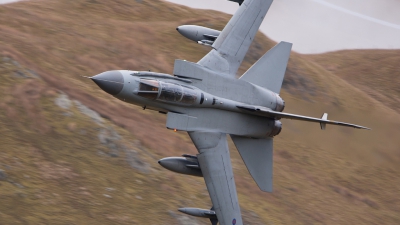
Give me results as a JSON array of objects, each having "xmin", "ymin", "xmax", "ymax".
[
  {"xmin": 237, "ymin": 105, "xmax": 370, "ymax": 130},
  {"xmin": 198, "ymin": 0, "xmax": 273, "ymax": 76},
  {"xmin": 189, "ymin": 132, "xmax": 243, "ymax": 225}
]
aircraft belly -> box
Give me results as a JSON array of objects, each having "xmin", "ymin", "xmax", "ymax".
[{"xmin": 189, "ymin": 132, "xmax": 243, "ymax": 225}]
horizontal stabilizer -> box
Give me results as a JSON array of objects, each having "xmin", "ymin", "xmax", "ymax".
[
  {"xmin": 240, "ymin": 41, "xmax": 292, "ymax": 93},
  {"xmin": 230, "ymin": 135, "xmax": 273, "ymax": 192}
]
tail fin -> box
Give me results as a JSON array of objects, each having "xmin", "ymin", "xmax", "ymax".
[
  {"xmin": 230, "ymin": 135, "xmax": 273, "ymax": 192},
  {"xmin": 240, "ymin": 41, "xmax": 292, "ymax": 93}
]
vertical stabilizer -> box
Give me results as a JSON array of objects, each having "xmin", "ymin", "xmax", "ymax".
[
  {"xmin": 240, "ymin": 41, "xmax": 292, "ymax": 93},
  {"xmin": 230, "ymin": 135, "xmax": 273, "ymax": 192}
]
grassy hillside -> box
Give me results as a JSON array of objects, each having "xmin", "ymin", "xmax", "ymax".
[
  {"xmin": 0, "ymin": 0, "xmax": 399, "ymax": 225},
  {"xmin": 306, "ymin": 50, "xmax": 400, "ymax": 114}
]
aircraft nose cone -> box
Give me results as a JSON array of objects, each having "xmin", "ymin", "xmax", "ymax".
[{"xmin": 90, "ymin": 71, "xmax": 124, "ymax": 95}]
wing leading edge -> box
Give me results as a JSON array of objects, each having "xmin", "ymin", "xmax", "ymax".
[
  {"xmin": 237, "ymin": 105, "xmax": 370, "ymax": 130},
  {"xmin": 189, "ymin": 132, "xmax": 243, "ymax": 225},
  {"xmin": 198, "ymin": 0, "xmax": 273, "ymax": 76}
]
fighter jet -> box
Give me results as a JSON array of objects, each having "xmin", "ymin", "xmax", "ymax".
[{"xmin": 89, "ymin": 0, "xmax": 369, "ymax": 224}]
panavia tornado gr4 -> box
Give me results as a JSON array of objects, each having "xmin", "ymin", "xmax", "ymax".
[{"xmin": 89, "ymin": 0, "xmax": 369, "ymax": 224}]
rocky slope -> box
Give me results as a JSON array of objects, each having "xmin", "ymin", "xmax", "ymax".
[{"xmin": 0, "ymin": 0, "xmax": 399, "ymax": 224}]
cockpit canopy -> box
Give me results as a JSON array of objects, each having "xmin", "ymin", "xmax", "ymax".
[
  {"xmin": 138, "ymin": 79, "xmax": 159, "ymax": 99},
  {"xmin": 138, "ymin": 79, "xmax": 197, "ymax": 104}
]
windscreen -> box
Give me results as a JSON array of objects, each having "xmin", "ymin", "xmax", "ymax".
[
  {"xmin": 137, "ymin": 79, "xmax": 198, "ymax": 104},
  {"xmin": 138, "ymin": 79, "xmax": 159, "ymax": 99},
  {"xmin": 158, "ymin": 82, "xmax": 198, "ymax": 104}
]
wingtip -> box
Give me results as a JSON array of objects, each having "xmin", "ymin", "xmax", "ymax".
[
  {"xmin": 280, "ymin": 41, "xmax": 293, "ymax": 46},
  {"xmin": 358, "ymin": 126, "xmax": 371, "ymax": 130}
]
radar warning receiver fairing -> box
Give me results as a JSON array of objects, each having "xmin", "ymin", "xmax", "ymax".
[{"xmin": 89, "ymin": 0, "xmax": 369, "ymax": 224}]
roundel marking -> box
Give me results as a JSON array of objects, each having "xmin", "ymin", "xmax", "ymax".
[{"xmin": 232, "ymin": 218, "xmax": 236, "ymax": 225}]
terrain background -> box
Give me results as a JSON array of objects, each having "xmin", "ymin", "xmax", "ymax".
[
  {"xmin": 166, "ymin": 0, "xmax": 400, "ymax": 53},
  {"xmin": 0, "ymin": 0, "xmax": 399, "ymax": 224}
]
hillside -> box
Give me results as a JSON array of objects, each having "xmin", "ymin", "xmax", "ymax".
[
  {"xmin": 306, "ymin": 50, "xmax": 400, "ymax": 113},
  {"xmin": 0, "ymin": 0, "xmax": 399, "ymax": 225}
]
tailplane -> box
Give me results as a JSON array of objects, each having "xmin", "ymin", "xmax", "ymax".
[
  {"xmin": 230, "ymin": 135, "xmax": 273, "ymax": 192},
  {"xmin": 240, "ymin": 41, "xmax": 292, "ymax": 93}
]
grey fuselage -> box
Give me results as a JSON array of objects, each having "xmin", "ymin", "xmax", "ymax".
[{"xmin": 92, "ymin": 68, "xmax": 285, "ymax": 138}]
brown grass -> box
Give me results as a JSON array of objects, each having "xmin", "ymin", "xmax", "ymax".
[
  {"xmin": 307, "ymin": 49, "xmax": 400, "ymax": 113},
  {"xmin": 0, "ymin": 0, "xmax": 399, "ymax": 224}
]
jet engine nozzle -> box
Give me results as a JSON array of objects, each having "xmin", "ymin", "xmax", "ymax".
[
  {"xmin": 158, "ymin": 156, "xmax": 202, "ymax": 177},
  {"xmin": 178, "ymin": 207, "xmax": 216, "ymax": 219},
  {"xmin": 90, "ymin": 71, "xmax": 124, "ymax": 95}
]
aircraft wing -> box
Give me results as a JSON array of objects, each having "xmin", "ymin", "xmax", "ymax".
[
  {"xmin": 237, "ymin": 105, "xmax": 370, "ymax": 130},
  {"xmin": 198, "ymin": 0, "xmax": 273, "ymax": 76},
  {"xmin": 188, "ymin": 132, "xmax": 243, "ymax": 225}
]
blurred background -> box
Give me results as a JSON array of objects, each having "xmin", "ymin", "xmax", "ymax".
[
  {"xmin": 0, "ymin": 0, "xmax": 399, "ymax": 224},
  {"xmin": 167, "ymin": 0, "xmax": 400, "ymax": 53}
]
